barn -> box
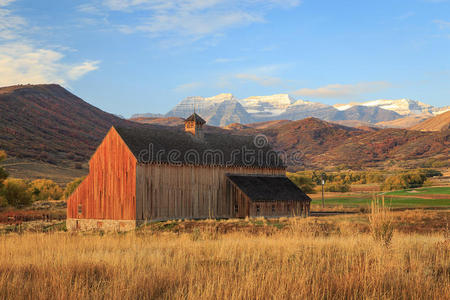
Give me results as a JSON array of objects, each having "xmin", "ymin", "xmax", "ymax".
[{"xmin": 66, "ymin": 114, "xmax": 311, "ymax": 231}]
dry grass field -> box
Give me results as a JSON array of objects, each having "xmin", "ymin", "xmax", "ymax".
[{"xmin": 0, "ymin": 210, "xmax": 448, "ymax": 299}]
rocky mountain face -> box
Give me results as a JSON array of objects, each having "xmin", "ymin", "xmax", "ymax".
[
  {"xmin": 136, "ymin": 94, "xmax": 446, "ymax": 127},
  {"xmin": 334, "ymin": 98, "xmax": 449, "ymax": 116}
]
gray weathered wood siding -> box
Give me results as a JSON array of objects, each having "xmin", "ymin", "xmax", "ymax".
[{"xmin": 135, "ymin": 164, "xmax": 284, "ymax": 220}]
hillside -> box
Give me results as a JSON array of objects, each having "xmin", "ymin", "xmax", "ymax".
[
  {"xmin": 410, "ymin": 111, "xmax": 450, "ymax": 131},
  {"xmin": 130, "ymin": 117, "xmax": 184, "ymax": 126},
  {"xmin": 377, "ymin": 114, "xmax": 431, "ymax": 129},
  {"xmin": 0, "ymin": 85, "xmax": 448, "ymax": 179},
  {"xmin": 0, "ymin": 84, "xmax": 134, "ymax": 165},
  {"xmin": 235, "ymin": 118, "xmax": 449, "ymax": 169}
]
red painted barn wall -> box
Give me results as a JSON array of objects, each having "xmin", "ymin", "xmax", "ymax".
[{"xmin": 67, "ymin": 127, "xmax": 137, "ymax": 220}]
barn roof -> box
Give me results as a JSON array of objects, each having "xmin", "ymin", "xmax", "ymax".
[
  {"xmin": 226, "ymin": 174, "xmax": 311, "ymax": 202},
  {"xmin": 185, "ymin": 113, "xmax": 206, "ymax": 124},
  {"xmin": 114, "ymin": 125, "xmax": 285, "ymax": 168}
]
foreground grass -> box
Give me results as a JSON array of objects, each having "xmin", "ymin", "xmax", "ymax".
[{"xmin": 0, "ymin": 216, "xmax": 448, "ymax": 299}]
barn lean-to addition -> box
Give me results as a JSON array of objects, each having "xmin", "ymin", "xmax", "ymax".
[{"xmin": 66, "ymin": 114, "xmax": 311, "ymax": 231}]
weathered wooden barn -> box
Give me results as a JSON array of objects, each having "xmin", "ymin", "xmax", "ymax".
[{"xmin": 67, "ymin": 114, "xmax": 311, "ymax": 231}]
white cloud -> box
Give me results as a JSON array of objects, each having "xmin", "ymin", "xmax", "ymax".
[
  {"xmin": 174, "ymin": 81, "xmax": 203, "ymax": 92},
  {"xmin": 434, "ymin": 19, "xmax": 450, "ymax": 29},
  {"xmin": 0, "ymin": 4, "xmax": 26, "ymax": 40},
  {"xmin": 67, "ymin": 61, "xmax": 100, "ymax": 80},
  {"xmin": 82, "ymin": 0, "xmax": 300, "ymax": 42},
  {"xmin": 0, "ymin": 0, "xmax": 16, "ymax": 7},
  {"xmin": 291, "ymin": 82, "xmax": 392, "ymax": 99},
  {"xmin": 235, "ymin": 73, "xmax": 282, "ymax": 86},
  {"xmin": 213, "ymin": 57, "xmax": 244, "ymax": 63},
  {"xmin": 0, "ymin": 43, "xmax": 100, "ymax": 86},
  {"xmin": 0, "ymin": 1, "xmax": 99, "ymax": 86}
]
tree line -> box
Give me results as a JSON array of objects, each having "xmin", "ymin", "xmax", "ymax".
[
  {"xmin": 288, "ymin": 169, "xmax": 443, "ymax": 193},
  {"xmin": 0, "ymin": 151, "xmax": 84, "ymax": 208}
]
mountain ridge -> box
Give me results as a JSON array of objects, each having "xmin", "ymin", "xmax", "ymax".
[
  {"xmin": 134, "ymin": 93, "xmax": 448, "ymax": 127},
  {"xmin": 1, "ymin": 84, "xmax": 448, "ymax": 172}
]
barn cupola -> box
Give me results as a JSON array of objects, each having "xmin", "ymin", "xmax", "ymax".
[{"xmin": 184, "ymin": 113, "xmax": 206, "ymax": 138}]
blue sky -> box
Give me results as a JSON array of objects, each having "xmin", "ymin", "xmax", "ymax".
[{"xmin": 0, "ymin": 0, "xmax": 449, "ymax": 117}]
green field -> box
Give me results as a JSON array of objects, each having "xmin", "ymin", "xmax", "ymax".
[
  {"xmin": 311, "ymin": 187, "xmax": 450, "ymax": 209},
  {"xmin": 383, "ymin": 186, "xmax": 450, "ymax": 196}
]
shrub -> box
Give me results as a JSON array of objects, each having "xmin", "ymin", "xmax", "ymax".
[
  {"xmin": 382, "ymin": 175, "xmax": 409, "ymax": 191},
  {"xmin": 0, "ymin": 150, "xmax": 6, "ymax": 162},
  {"xmin": 325, "ymin": 183, "xmax": 350, "ymax": 193},
  {"xmin": 64, "ymin": 177, "xmax": 85, "ymax": 199},
  {"xmin": 369, "ymin": 196, "xmax": 394, "ymax": 248},
  {"xmin": 2, "ymin": 178, "xmax": 32, "ymax": 207},
  {"xmin": 28, "ymin": 179, "xmax": 63, "ymax": 201},
  {"xmin": 421, "ymin": 169, "xmax": 443, "ymax": 178},
  {"xmin": 382, "ymin": 171, "xmax": 428, "ymax": 191},
  {"xmin": 0, "ymin": 150, "xmax": 8, "ymax": 187},
  {"xmin": 287, "ymin": 173, "xmax": 316, "ymax": 194}
]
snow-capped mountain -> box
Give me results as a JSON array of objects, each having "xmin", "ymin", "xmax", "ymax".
[
  {"xmin": 239, "ymin": 94, "xmax": 296, "ymax": 118},
  {"xmin": 134, "ymin": 94, "xmax": 448, "ymax": 127},
  {"xmin": 165, "ymin": 93, "xmax": 253, "ymax": 126},
  {"xmin": 333, "ymin": 98, "xmax": 448, "ymax": 116}
]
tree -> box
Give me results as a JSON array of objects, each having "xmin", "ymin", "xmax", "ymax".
[
  {"xmin": 2, "ymin": 178, "xmax": 32, "ymax": 207},
  {"xmin": 64, "ymin": 176, "xmax": 85, "ymax": 199},
  {"xmin": 0, "ymin": 150, "xmax": 8, "ymax": 187},
  {"xmin": 287, "ymin": 173, "xmax": 316, "ymax": 194},
  {"xmin": 28, "ymin": 179, "xmax": 63, "ymax": 201},
  {"xmin": 325, "ymin": 183, "xmax": 350, "ymax": 193}
]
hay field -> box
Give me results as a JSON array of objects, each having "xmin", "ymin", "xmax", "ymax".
[{"xmin": 0, "ymin": 212, "xmax": 448, "ymax": 299}]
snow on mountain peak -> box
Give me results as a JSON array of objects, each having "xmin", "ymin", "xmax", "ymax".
[
  {"xmin": 333, "ymin": 98, "xmax": 439, "ymax": 115},
  {"xmin": 241, "ymin": 94, "xmax": 295, "ymax": 106},
  {"xmin": 205, "ymin": 93, "xmax": 237, "ymax": 102}
]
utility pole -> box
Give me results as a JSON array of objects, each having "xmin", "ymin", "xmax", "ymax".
[{"xmin": 321, "ymin": 172, "xmax": 326, "ymax": 208}]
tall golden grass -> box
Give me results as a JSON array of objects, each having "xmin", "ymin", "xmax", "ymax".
[{"xmin": 0, "ymin": 220, "xmax": 448, "ymax": 299}]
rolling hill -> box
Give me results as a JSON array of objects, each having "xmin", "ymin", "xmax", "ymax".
[
  {"xmin": 0, "ymin": 84, "xmax": 134, "ymax": 165},
  {"xmin": 0, "ymin": 84, "xmax": 448, "ymax": 179},
  {"xmin": 376, "ymin": 114, "xmax": 432, "ymax": 129},
  {"xmin": 410, "ymin": 111, "xmax": 450, "ymax": 131}
]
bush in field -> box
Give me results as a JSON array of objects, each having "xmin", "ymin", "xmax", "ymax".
[
  {"xmin": 64, "ymin": 177, "xmax": 85, "ymax": 199},
  {"xmin": 383, "ymin": 175, "xmax": 409, "ymax": 191},
  {"xmin": 369, "ymin": 196, "xmax": 394, "ymax": 248},
  {"xmin": 28, "ymin": 179, "xmax": 63, "ymax": 201},
  {"xmin": 2, "ymin": 178, "xmax": 32, "ymax": 207},
  {"xmin": 325, "ymin": 183, "xmax": 350, "ymax": 193},
  {"xmin": 0, "ymin": 150, "xmax": 8, "ymax": 187},
  {"xmin": 287, "ymin": 174, "xmax": 316, "ymax": 194},
  {"xmin": 382, "ymin": 171, "xmax": 428, "ymax": 191},
  {"xmin": 421, "ymin": 169, "xmax": 443, "ymax": 178}
]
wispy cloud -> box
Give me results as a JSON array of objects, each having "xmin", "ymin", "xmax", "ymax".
[
  {"xmin": 81, "ymin": 0, "xmax": 301, "ymax": 44},
  {"xmin": 434, "ymin": 19, "xmax": 450, "ymax": 29},
  {"xmin": 174, "ymin": 81, "xmax": 203, "ymax": 93},
  {"xmin": 0, "ymin": 1, "xmax": 26, "ymax": 40},
  {"xmin": 0, "ymin": 1, "xmax": 99, "ymax": 86},
  {"xmin": 395, "ymin": 11, "xmax": 415, "ymax": 20},
  {"xmin": 291, "ymin": 82, "xmax": 392, "ymax": 99},
  {"xmin": 235, "ymin": 73, "xmax": 283, "ymax": 87},
  {"xmin": 213, "ymin": 57, "xmax": 245, "ymax": 63}
]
